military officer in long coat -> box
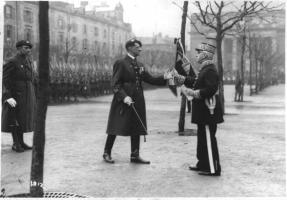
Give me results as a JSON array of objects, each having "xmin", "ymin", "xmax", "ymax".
[
  {"xmin": 103, "ymin": 39, "xmax": 172, "ymax": 164},
  {"xmin": 2, "ymin": 40, "xmax": 37, "ymax": 152},
  {"xmin": 180, "ymin": 42, "xmax": 224, "ymax": 176}
]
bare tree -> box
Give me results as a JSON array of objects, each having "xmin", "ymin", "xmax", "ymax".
[
  {"xmin": 251, "ymin": 34, "xmax": 284, "ymax": 91},
  {"xmin": 30, "ymin": 1, "xmax": 49, "ymax": 197},
  {"xmin": 189, "ymin": 1, "xmax": 281, "ymax": 113}
]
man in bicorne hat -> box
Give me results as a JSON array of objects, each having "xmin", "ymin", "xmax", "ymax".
[{"xmin": 178, "ymin": 42, "xmax": 224, "ymax": 176}]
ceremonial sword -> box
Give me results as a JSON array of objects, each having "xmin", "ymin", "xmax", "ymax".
[{"xmin": 131, "ymin": 103, "xmax": 147, "ymax": 142}]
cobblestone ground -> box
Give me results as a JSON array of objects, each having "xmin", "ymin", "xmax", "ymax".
[{"xmin": 1, "ymin": 84, "xmax": 285, "ymax": 198}]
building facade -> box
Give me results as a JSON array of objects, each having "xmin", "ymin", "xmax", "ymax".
[
  {"xmin": 138, "ymin": 33, "xmax": 176, "ymax": 73},
  {"xmin": 189, "ymin": 10, "xmax": 285, "ymax": 82},
  {"xmin": 3, "ymin": 1, "xmax": 133, "ymax": 64}
]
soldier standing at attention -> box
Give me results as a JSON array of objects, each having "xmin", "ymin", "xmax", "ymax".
[
  {"xmin": 180, "ymin": 42, "xmax": 224, "ymax": 176},
  {"xmin": 2, "ymin": 40, "xmax": 37, "ymax": 152}
]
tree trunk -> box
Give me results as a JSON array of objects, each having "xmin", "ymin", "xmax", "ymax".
[
  {"xmin": 30, "ymin": 1, "xmax": 49, "ymax": 197},
  {"xmin": 255, "ymin": 60, "xmax": 258, "ymax": 93},
  {"xmin": 248, "ymin": 37, "xmax": 253, "ymax": 96},
  {"xmin": 178, "ymin": 1, "xmax": 188, "ymax": 132},
  {"xmin": 216, "ymin": 35, "xmax": 225, "ymax": 114},
  {"xmin": 240, "ymin": 33, "xmax": 246, "ymax": 101}
]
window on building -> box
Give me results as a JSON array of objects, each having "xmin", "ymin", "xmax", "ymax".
[
  {"xmin": 112, "ymin": 31, "xmax": 115, "ymax": 41},
  {"xmin": 94, "ymin": 41, "xmax": 98, "ymax": 49},
  {"xmin": 102, "ymin": 42, "xmax": 107, "ymax": 55},
  {"xmin": 23, "ymin": 10, "xmax": 33, "ymax": 23},
  {"xmin": 72, "ymin": 23, "xmax": 78, "ymax": 33},
  {"xmin": 5, "ymin": 5, "xmax": 13, "ymax": 19},
  {"xmin": 112, "ymin": 43, "xmax": 115, "ymax": 55},
  {"xmin": 58, "ymin": 18, "xmax": 65, "ymax": 29},
  {"xmin": 94, "ymin": 27, "xmax": 99, "ymax": 36},
  {"xmin": 72, "ymin": 37, "xmax": 77, "ymax": 48},
  {"xmin": 5, "ymin": 25, "xmax": 13, "ymax": 40},
  {"xmin": 58, "ymin": 32, "xmax": 64, "ymax": 43},
  {"xmin": 103, "ymin": 29, "xmax": 107, "ymax": 38},
  {"xmin": 83, "ymin": 24, "xmax": 87, "ymax": 34},
  {"xmin": 83, "ymin": 39, "xmax": 88, "ymax": 50},
  {"xmin": 24, "ymin": 26, "xmax": 33, "ymax": 41}
]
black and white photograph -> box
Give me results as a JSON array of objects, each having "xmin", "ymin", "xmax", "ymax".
[{"xmin": 0, "ymin": 0, "xmax": 285, "ymax": 198}]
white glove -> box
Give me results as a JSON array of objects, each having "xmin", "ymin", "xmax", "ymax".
[
  {"xmin": 163, "ymin": 70, "xmax": 174, "ymax": 80},
  {"xmin": 174, "ymin": 73, "xmax": 186, "ymax": 86},
  {"xmin": 180, "ymin": 85, "xmax": 201, "ymax": 100},
  {"xmin": 6, "ymin": 98, "xmax": 17, "ymax": 107},
  {"xmin": 123, "ymin": 96, "xmax": 134, "ymax": 106}
]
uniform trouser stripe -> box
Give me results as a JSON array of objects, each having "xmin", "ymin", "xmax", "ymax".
[{"xmin": 205, "ymin": 125, "xmax": 215, "ymax": 173}]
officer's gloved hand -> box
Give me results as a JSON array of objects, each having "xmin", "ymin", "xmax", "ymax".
[
  {"xmin": 163, "ymin": 70, "xmax": 174, "ymax": 80},
  {"xmin": 6, "ymin": 98, "xmax": 17, "ymax": 107},
  {"xmin": 123, "ymin": 96, "xmax": 134, "ymax": 106}
]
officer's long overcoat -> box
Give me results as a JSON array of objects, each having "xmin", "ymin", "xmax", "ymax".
[
  {"xmin": 191, "ymin": 63, "xmax": 224, "ymax": 125},
  {"xmin": 1, "ymin": 55, "xmax": 37, "ymax": 133},
  {"xmin": 106, "ymin": 56, "xmax": 166, "ymax": 136}
]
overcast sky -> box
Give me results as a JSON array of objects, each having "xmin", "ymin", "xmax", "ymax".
[
  {"xmin": 72, "ymin": 0, "xmax": 189, "ymax": 38},
  {"xmin": 71, "ymin": 0, "xmax": 285, "ymax": 38}
]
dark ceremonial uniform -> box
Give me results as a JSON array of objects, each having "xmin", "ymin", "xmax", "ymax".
[
  {"xmin": 186, "ymin": 62, "xmax": 223, "ymax": 175},
  {"xmin": 2, "ymin": 54, "xmax": 37, "ymax": 133},
  {"xmin": 104, "ymin": 55, "xmax": 166, "ymax": 160},
  {"xmin": 106, "ymin": 55, "xmax": 166, "ymax": 136}
]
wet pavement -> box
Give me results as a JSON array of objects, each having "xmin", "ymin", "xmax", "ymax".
[{"xmin": 1, "ymin": 84, "xmax": 285, "ymax": 198}]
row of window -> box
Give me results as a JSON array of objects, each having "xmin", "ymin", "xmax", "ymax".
[
  {"xmin": 5, "ymin": 25, "xmax": 33, "ymax": 42},
  {"xmin": 5, "ymin": 5, "xmax": 122, "ymax": 40},
  {"xmin": 5, "ymin": 5, "xmax": 33, "ymax": 23},
  {"xmin": 5, "ymin": 23, "xmax": 127, "ymax": 54},
  {"xmin": 5, "ymin": 4, "xmax": 127, "ymax": 44},
  {"xmin": 57, "ymin": 33, "xmax": 108, "ymax": 52},
  {"xmin": 57, "ymin": 18, "xmax": 108, "ymax": 38}
]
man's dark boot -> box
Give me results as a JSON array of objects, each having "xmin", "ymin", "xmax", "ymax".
[
  {"xmin": 130, "ymin": 149, "xmax": 150, "ymax": 164},
  {"xmin": 103, "ymin": 150, "xmax": 114, "ymax": 164},
  {"xmin": 19, "ymin": 132, "xmax": 32, "ymax": 150},
  {"xmin": 11, "ymin": 129, "xmax": 24, "ymax": 153}
]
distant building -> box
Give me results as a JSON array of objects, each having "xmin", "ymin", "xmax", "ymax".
[
  {"xmin": 189, "ymin": 9, "xmax": 285, "ymax": 82},
  {"xmin": 138, "ymin": 33, "xmax": 176, "ymax": 72},
  {"xmin": 3, "ymin": 1, "xmax": 133, "ymax": 64}
]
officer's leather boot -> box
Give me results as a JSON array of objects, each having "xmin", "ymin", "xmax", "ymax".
[
  {"xmin": 11, "ymin": 129, "xmax": 24, "ymax": 153},
  {"xmin": 19, "ymin": 131, "xmax": 32, "ymax": 150},
  {"xmin": 103, "ymin": 150, "xmax": 114, "ymax": 164},
  {"xmin": 130, "ymin": 149, "xmax": 150, "ymax": 164}
]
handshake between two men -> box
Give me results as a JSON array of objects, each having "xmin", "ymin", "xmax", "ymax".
[
  {"xmin": 123, "ymin": 60, "xmax": 199, "ymax": 107},
  {"xmin": 163, "ymin": 61, "xmax": 200, "ymax": 101}
]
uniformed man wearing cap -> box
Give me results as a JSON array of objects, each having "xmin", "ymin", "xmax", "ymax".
[
  {"xmin": 2, "ymin": 40, "xmax": 37, "ymax": 152},
  {"xmin": 179, "ymin": 42, "xmax": 224, "ymax": 176},
  {"xmin": 103, "ymin": 38, "xmax": 173, "ymax": 164}
]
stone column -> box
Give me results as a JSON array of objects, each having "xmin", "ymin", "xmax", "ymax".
[
  {"xmin": 271, "ymin": 37, "xmax": 277, "ymax": 53},
  {"xmin": 232, "ymin": 38, "xmax": 237, "ymax": 71}
]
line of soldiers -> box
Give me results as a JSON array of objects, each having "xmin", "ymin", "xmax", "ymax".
[{"xmin": 49, "ymin": 70, "xmax": 113, "ymax": 103}]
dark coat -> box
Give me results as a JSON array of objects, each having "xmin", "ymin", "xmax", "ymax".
[
  {"xmin": 1, "ymin": 55, "xmax": 37, "ymax": 133},
  {"xmin": 186, "ymin": 63, "xmax": 223, "ymax": 125},
  {"xmin": 106, "ymin": 56, "xmax": 166, "ymax": 136}
]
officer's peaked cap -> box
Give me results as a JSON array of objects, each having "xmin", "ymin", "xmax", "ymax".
[
  {"xmin": 195, "ymin": 42, "xmax": 215, "ymax": 54},
  {"xmin": 125, "ymin": 38, "xmax": 142, "ymax": 50},
  {"xmin": 16, "ymin": 40, "xmax": 33, "ymax": 48}
]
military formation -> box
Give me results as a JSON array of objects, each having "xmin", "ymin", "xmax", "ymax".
[{"xmin": 49, "ymin": 62, "xmax": 113, "ymax": 103}]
